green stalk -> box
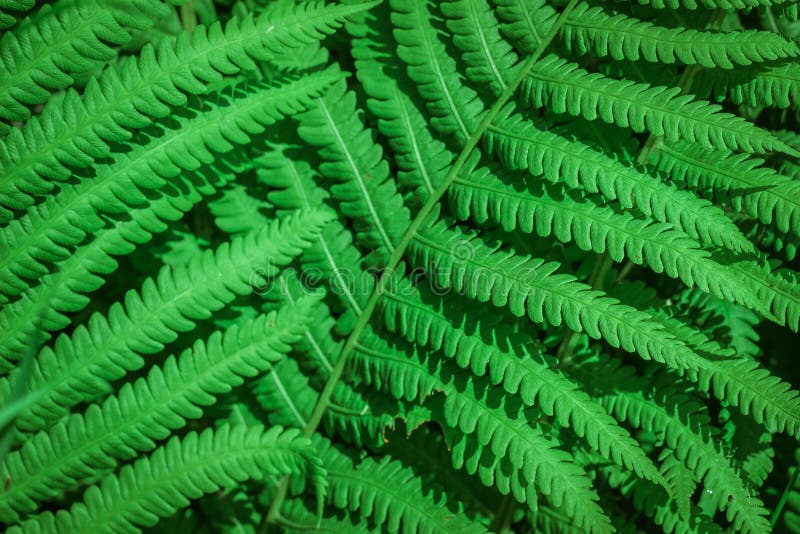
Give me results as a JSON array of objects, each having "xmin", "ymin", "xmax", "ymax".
[
  {"xmin": 771, "ymin": 465, "xmax": 800, "ymax": 529},
  {"xmin": 263, "ymin": 0, "xmax": 582, "ymax": 525}
]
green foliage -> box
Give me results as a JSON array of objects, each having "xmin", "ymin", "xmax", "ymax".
[{"xmin": 1, "ymin": 0, "xmax": 800, "ymax": 533}]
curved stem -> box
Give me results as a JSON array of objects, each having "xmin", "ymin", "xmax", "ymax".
[
  {"xmin": 772, "ymin": 466, "xmax": 800, "ymax": 528},
  {"xmin": 264, "ymin": 0, "xmax": 582, "ymax": 524}
]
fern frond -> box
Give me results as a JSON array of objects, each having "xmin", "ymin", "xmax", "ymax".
[
  {"xmin": 3, "ymin": 209, "xmax": 333, "ymax": 432},
  {"xmin": 7, "ymin": 425, "xmax": 326, "ymax": 534},
  {"xmin": 257, "ymin": 353, "xmax": 400, "ymax": 450},
  {"xmin": 624, "ymin": 0, "xmax": 797, "ymax": 9},
  {"xmin": 257, "ymin": 359, "xmax": 315, "ymax": 432},
  {"xmin": 0, "ymin": 0, "xmax": 172, "ymax": 127},
  {"xmin": 0, "ymin": 69, "xmax": 340, "ymax": 304},
  {"xmin": 0, "ymin": 161, "xmax": 242, "ymax": 362},
  {"xmin": 256, "ymin": 145, "xmax": 374, "ymax": 327},
  {"xmin": 0, "ymin": 0, "xmax": 372, "ymax": 220},
  {"xmin": 0, "ymin": 1, "xmax": 34, "ymax": 29},
  {"xmin": 259, "ymin": 278, "xmax": 397, "ymax": 447},
  {"xmin": 353, "ymin": 331, "xmax": 613, "ymax": 533},
  {"xmin": 317, "ymin": 436, "xmax": 487, "ymax": 533},
  {"xmin": 350, "ymin": 4, "xmax": 452, "ymax": 198},
  {"xmin": 297, "ymin": 80, "xmax": 410, "ymax": 266},
  {"xmin": 652, "ymin": 140, "xmax": 800, "ymax": 239},
  {"xmin": 693, "ymin": 63, "xmax": 800, "ymax": 108},
  {"xmin": 0, "ymin": 297, "xmax": 317, "ymax": 522},
  {"xmin": 654, "ymin": 305, "xmax": 800, "ymax": 436},
  {"xmin": 209, "ymin": 183, "xmax": 270, "ymax": 235},
  {"xmin": 411, "ymin": 219, "xmax": 800, "ymax": 436},
  {"xmin": 577, "ymin": 361, "xmax": 771, "ymax": 533},
  {"xmin": 282, "ymin": 499, "xmax": 374, "ymax": 533},
  {"xmin": 390, "ymin": 0, "xmax": 485, "ymax": 146},
  {"xmin": 660, "ymin": 452, "xmax": 696, "ymax": 521},
  {"xmin": 724, "ymin": 259, "xmax": 800, "ymax": 332},
  {"xmin": 564, "ymin": 3, "xmax": 800, "ymax": 69},
  {"xmin": 485, "ymin": 110, "xmax": 752, "ymax": 253},
  {"xmin": 522, "ymin": 54, "xmax": 796, "ymax": 154},
  {"xmin": 449, "ymin": 160, "xmax": 762, "ymax": 310},
  {"xmin": 410, "ymin": 219, "xmax": 708, "ymax": 374},
  {"xmin": 441, "ymin": 0, "xmax": 519, "ymax": 95},
  {"xmin": 491, "ymin": 0, "xmax": 558, "ymax": 54},
  {"xmin": 379, "ymin": 278, "xmax": 664, "ymax": 486},
  {"xmin": 590, "ymin": 451, "xmax": 722, "ymax": 533}
]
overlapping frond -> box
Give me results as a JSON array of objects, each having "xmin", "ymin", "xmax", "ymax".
[
  {"xmin": 350, "ymin": 4, "xmax": 453, "ymax": 199},
  {"xmin": 7, "ymin": 425, "xmax": 326, "ymax": 534},
  {"xmin": 441, "ymin": 0, "xmax": 519, "ymax": 95},
  {"xmin": 410, "ymin": 219, "xmax": 708, "ymax": 373},
  {"xmin": 0, "ymin": 1, "xmax": 34, "ymax": 29},
  {"xmin": 352, "ymin": 330, "xmax": 614, "ymax": 533},
  {"xmin": 575, "ymin": 359, "xmax": 771, "ymax": 533},
  {"xmin": 0, "ymin": 297, "xmax": 317, "ymax": 522},
  {"xmin": 1, "ymin": 0, "xmax": 799, "ymax": 531},
  {"xmin": 564, "ymin": 2, "xmax": 800, "ymax": 69},
  {"xmin": 693, "ymin": 62, "xmax": 800, "ymax": 109},
  {"xmin": 2, "ymin": 209, "xmax": 332, "ymax": 432},
  {"xmin": 626, "ymin": 0, "xmax": 797, "ymax": 9},
  {"xmin": 449, "ymin": 160, "xmax": 762, "ymax": 310},
  {"xmin": 255, "ymin": 144, "xmax": 374, "ymax": 328},
  {"xmin": 297, "ymin": 79, "xmax": 409, "ymax": 266},
  {"xmin": 379, "ymin": 278, "xmax": 663, "ymax": 485},
  {"xmin": 0, "ymin": 0, "xmax": 172, "ymax": 128},
  {"xmin": 317, "ymin": 436, "xmax": 487, "ymax": 533},
  {"xmin": 522, "ymin": 54, "xmax": 797, "ymax": 154},
  {"xmin": 0, "ymin": 69, "xmax": 341, "ymax": 306},
  {"xmin": 0, "ymin": 0, "xmax": 374, "ymax": 220},
  {"xmin": 0, "ymin": 161, "xmax": 243, "ymax": 360},
  {"xmin": 390, "ymin": 0, "xmax": 485, "ymax": 146},
  {"xmin": 652, "ymin": 140, "xmax": 800, "ymax": 239},
  {"xmin": 485, "ymin": 110, "xmax": 752, "ymax": 252},
  {"xmin": 491, "ymin": 0, "xmax": 558, "ymax": 54}
]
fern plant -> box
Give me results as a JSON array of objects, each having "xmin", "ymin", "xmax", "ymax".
[{"xmin": 1, "ymin": 0, "xmax": 800, "ymax": 532}]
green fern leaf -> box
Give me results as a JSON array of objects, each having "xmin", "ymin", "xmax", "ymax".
[
  {"xmin": 256, "ymin": 145, "xmax": 375, "ymax": 328},
  {"xmin": 693, "ymin": 62, "xmax": 800, "ymax": 108},
  {"xmin": 353, "ymin": 331, "xmax": 614, "ymax": 533},
  {"xmin": 0, "ymin": 296, "xmax": 317, "ymax": 522},
  {"xmin": 0, "ymin": 69, "xmax": 340, "ymax": 305},
  {"xmin": 564, "ymin": 3, "xmax": 800, "ymax": 69},
  {"xmin": 317, "ymin": 436, "xmax": 487, "ymax": 533},
  {"xmin": 411, "ymin": 219, "xmax": 800, "ymax": 436},
  {"xmin": 491, "ymin": 0, "xmax": 558, "ymax": 54},
  {"xmin": 441, "ymin": 0, "xmax": 519, "ymax": 95},
  {"xmin": 209, "ymin": 183, "xmax": 270, "ymax": 235},
  {"xmin": 379, "ymin": 278, "xmax": 664, "ymax": 486},
  {"xmin": 350, "ymin": 4, "xmax": 452, "ymax": 198},
  {"xmin": 449, "ymin": 160, "xmax": 762, "ymax": 310},
  {"xmin": 2, "ymin": 209, "xmax": 333, "ymax": 432},
  {"xmin": 297, "ymin": 80, "xmax": 410, "ymax": 266},
  {"xmin": 0, "ymin": 0, "xmax": 34, "ymax": 29},
  {"xmin": 660, "ymin": 452, "xmax": 696, "ymax": 521},
  {"xmin": 522, "ymin": 54, "xmax": 797, "ymax": 154},
  {"xmin": 0, "ymin": 0, "xmax": 372, "ymax": 221},
  {"xmin": 485, "ymin": 110, "xmax": 752, "ymax": 253},
  {"xmin": 623, "ymin": 0, "xmax": 797, "ymax": 9},
  {"xmin": 6, "ymin": 425, "xmax": 326, "ymax": 534},
  {"xmin": 652, "ymin": 140, "xmax": 800, "ymax": 239},
  {"xmin": 0, "ymin": 159, "xmax": 244, "ymax": 362},
  {"xmin": 577, "ymin": 361, "xmax": 771, "ymax": 533},
  {"xmin": 0, "ymin": 0, "xmax": 172, "ymax": 127},
  {"xmin": 390, "ymin": 0, "xmax": 485, "ymax": 146},
  {"xmin": 410, "ymin": 218, "xmax": 711, "ymax": 374}
]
